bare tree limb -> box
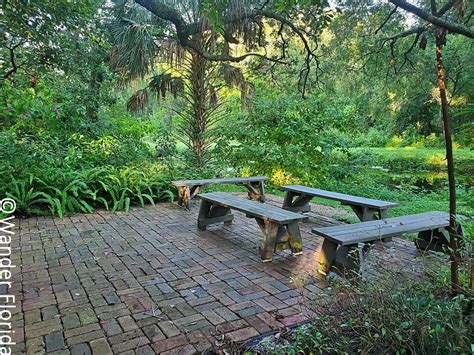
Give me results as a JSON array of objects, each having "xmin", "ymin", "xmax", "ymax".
[
  {"xmin": 3, "ymin": 41, "xmax": 24, "ymax": 79},
  {"xmin": 375, "ymin": 6, "xmax": 398, "ymax": 34}
]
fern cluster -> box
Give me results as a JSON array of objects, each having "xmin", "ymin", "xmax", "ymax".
[{"xmin": 2, "ymin": 166, "xmax": 174, "ymax": 217}]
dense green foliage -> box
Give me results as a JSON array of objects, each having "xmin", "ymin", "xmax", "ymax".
[
  {"xmin": 258, "ymin": 269, "xmax": 472, "ymax": 354},
  {"xmin": 2, "ymin": 1, "xmax": 473, "ymax": 218},
  {"xmin": 0, "ymin": 78, "xmax": 173, "ymax": 216}
]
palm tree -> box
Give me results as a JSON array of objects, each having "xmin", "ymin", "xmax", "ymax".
[{"xmin": 109, "ymin": 0, "xmax": 328, "ymax": 166}]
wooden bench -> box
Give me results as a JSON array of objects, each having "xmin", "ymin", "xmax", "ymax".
[
  {"xmin": 312, "ymin": 211, "xmax": 463, "ymax": 276},
  {"xmin": 172, "ymin": 176, "xmax": 268, "ymax": 209},
  {"xmin": 281, "ymin": 185, "xmax": 399, "ymax": 221},
  {"xmin": 198, "ymin": 192, "xmax": 308, "ymax": 262}
]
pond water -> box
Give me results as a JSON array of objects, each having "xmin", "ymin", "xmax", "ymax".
[{"xmin": 377, "ymin": 169, "xmax": 472, "ymax": 192}]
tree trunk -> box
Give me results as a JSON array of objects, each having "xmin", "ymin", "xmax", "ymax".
[
  {"xmin": 435, "ymin": 29, "xmax": 460, "ymax": 292},
  {"xmin": 189, "ymin": 50, "xmax": 208, "ymax": 166}
]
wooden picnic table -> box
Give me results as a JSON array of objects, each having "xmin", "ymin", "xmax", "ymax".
[
  {"xmin": 281, "ymin": 185, "xmax": 399, "ymax": 221},
  {"xmin": 197, "ymin": 192, "xmax": 307, "ymax": 262},
  {"xmin": 172, "ymin": 176, "xmax": 268, "ymax": 210}
]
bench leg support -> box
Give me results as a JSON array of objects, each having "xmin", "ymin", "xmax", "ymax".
[
  {"xmin": 334, "ymin": 244, "xmax": 371, "ymax": 276},
  {"xmin": 319, "ymin": 241, "xmax": 371, "ymax": 277},
  {"xmin": 246, "ymin": 181, "xmax": 266, "ymax": 202},
  {"xmin": 318, "ymin": 239, "xmax": 338, "ymax": 276},
  {"xmin": 256, "ymin": 220, "xmax": 304, "ymax": 262},
  {"xmin": 347, "ymin": 205, "xmax": 392, "ymax": 242},
  {"xmin": 177, "ymin": 186, "xmax": 190, "ymax": 210},
  {"xmin": 349, "ymin": 205, "xmax": 377, "ymax": 222},
  {"xmin": 197, "ymin": 200, "xmax": 234, "ymax": 230},
  {"xmin": 255, "ymin": 219, "xmax": 280, "ymax": 262},
  {"xmin": 415, "ymin": 225, "xmax": 464, "ymax": 252},
  {"xmin": 287, "ymin": 222, "xmax": 303, "ymax": 255},
  {"xmin": 282, "ymin": 192, "xmax": 312, "ymax": 213},
  {"xmin": 177, "ymin": 185, "xmax": 202, "ymax": 210}
]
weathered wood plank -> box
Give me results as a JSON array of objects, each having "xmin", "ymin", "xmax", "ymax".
[
  {"xmin": 199, "ymin": 192, "xmax": 307, "ymax": 224},
  {"xmin": 312, "ymin": 212, "xmax": 450, "ymax": 245},
  {"xmin": 314, "ymin": 211, "xmax": 447, "ymax": 235},
  {"xmin": 281, "ymin": 185, "xmax": 399, "ymax": 209},
  {"xmin": 173, "ymin": 176, "xmax": 268, "ymax": 209}
]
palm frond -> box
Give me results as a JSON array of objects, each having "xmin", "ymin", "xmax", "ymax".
[
  {"xmin": 127, "ymin": 89, "xmax": 149, "ymax": 113},
  {"xmin": 159, "ymin": 39, "xmax": 187, "ymax": 67},
  {"xmin": 148, "ymin": 73, "xmax": 185, "ymax": 99},
  {"xmin": 222, "ymin": 63, "xmax": 245, "ymax": 88},
  {"xmin": 110, "ymin": 17, "xmax": 157, "ymax": 80}
]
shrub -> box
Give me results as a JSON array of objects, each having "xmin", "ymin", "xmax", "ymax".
[
  {"xmin": 256, "ymin": 267, "xmax": 472, "ymax": 354},
  {"xmin": 355, "ymin": 128, "xmax": 389, "ymax": 147},
  {"xmin": 386, "ymin": 134, "xmax": 403, "ymax": 148}
]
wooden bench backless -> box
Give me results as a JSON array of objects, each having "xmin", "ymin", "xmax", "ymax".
[
  {"xmin": 198, "ymin": 192, "xmax": 307, "ymax": 262},
  {"xmin": 281, "ymin": 185, "xmax": 399, "ymax": 221},
  {"xmin": 312, "ymin": 211, "xmax": 462, "ymax": 275},
  {"xmin": 172, "ymin": 176, "xmax": 268, "ymax": 209}
]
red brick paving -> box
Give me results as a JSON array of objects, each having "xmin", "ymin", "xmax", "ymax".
[{"xmin": 10, "ymin": 196, "xmax": 421, "ymax": 354}]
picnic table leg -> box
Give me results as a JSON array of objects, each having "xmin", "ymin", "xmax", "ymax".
[
  {"xmin": 318, "ymin": 239, "xmax": 338, "ymax": 276},
  {"xmin": 255, "ymin": 218, "xmax": 279, "ymax": 262}
]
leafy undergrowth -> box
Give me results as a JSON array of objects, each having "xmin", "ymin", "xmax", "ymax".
[
  {"xmin": 243, "ymin": 258, "xmax": 473, "ymax": 354},
  {"xmin": 1, "ymin": 165, "xmax": 174, "ymax": 217},
  {"xmin": 200, "ymin": 241, "xmax": 474, "ymax": 354},
  {"xmin": 349, "ymin": 147, "xmax": 474, "ymax": 176}
]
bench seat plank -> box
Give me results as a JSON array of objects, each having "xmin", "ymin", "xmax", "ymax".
[
  {"xmin": 315, "ymin": 211, "xmax": 447, "ymax": 235},
  {"xmin": 199, "ymin": 192, "xmax": 307, "ymax": 224},
  {"xmin": 312, "ymin": 211, "xmax": 449, "ymax": 245},
  {"xmin": 281, "ymin": 185, "xmax": 399, "ymax": 209}
]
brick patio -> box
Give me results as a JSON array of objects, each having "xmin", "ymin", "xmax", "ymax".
[{"xmin": 10, "ymin": 195, "xmax": 419, "ymax": 354}]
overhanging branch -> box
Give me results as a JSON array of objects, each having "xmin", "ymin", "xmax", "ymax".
[
  {"xmin": 388, "ymin": 0, "xmax": 474, "ymax": 38},
  {"xmin": 133, "ymin": 0, "xmax": 321, "ymax": 97}
]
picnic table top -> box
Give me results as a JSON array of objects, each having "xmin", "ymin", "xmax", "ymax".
[
  {"xmin": 312, "ymin": 211, "xmax": 449, "ymax": 245},
  {"xmin": 199, "ymin": 192, "xmax": 307, "ymax": 224},
  {"xmin": 281, "ymin": 185, "xmax": 399, "ymax": 209},
  {"xmin": 173, "ymin": 176, "xmax": 268, "ymax": 187}
]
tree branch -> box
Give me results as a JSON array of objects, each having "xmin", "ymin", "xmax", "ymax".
[
  {"xmin": 3, "ymin": 41, "xmax": 24, "ymax": 79},
  {"xmin": 388, "ymin": 0, "xmax": 474, "ymax": 38},
  {"xmin": 134, "ymin": 0, "xmax": 189, "ymax": 42},
  {"xmin": 375, "ymin": 6, "xmax": 398, "ymax": 34},
  {"xmin": 133, "ymin": 0, "xmax": 320, "ymax": 97}
]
